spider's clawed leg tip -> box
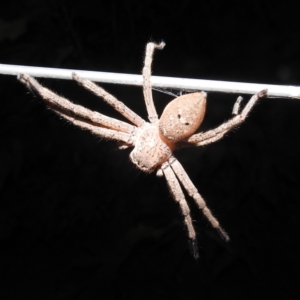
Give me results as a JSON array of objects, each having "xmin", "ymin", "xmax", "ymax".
[
  {"xmin": 189, "ymin": 239, "xmax": 199, "ymax": 260},
  {"xmin": 159, "ymin": 41, "xmax": 166, "ymax": 48},
  {"xmin": 217, "ymin": 227, "xmax": 230, "ymax": 242},
  {"xmin": 17, "ymin": 73, "xmax": 23, "ymax": 80},
  {"xmin": 223, "ymin": 234, "xmax": 230, "ymax": 243},
  {"xmin": 17, "ymin": 73, "xmax": 28, "ymax": 84},
  {"xmin": 259, "ymin": 89, "xmax": 268, "ymax": 97},
  {"xmin": 72, "ymin": 72, "xmax": 78, "ymax": 79}
]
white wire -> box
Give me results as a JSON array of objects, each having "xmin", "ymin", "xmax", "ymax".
[{"xmin": 1, "ymin": 63, "xmax": 300, "ymax": 99}]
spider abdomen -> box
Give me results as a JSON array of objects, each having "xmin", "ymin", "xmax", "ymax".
[
  {"xmin": 129, "ymin": 124, "xmax": 172, "ymax": 172},
  {"xmin": 159, "ymin": 92, "xmax": 207, "ymax": 142}
]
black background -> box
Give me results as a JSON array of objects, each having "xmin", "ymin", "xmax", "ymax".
[{"xmin": 1, "ymin": 1, "xmax": 300, "ymax": 299}]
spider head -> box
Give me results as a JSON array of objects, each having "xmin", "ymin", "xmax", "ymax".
[
  {"xmin": 159, "ymin": 92, "xmax": 207, "ymax": 142},
  {"xmin": 129, "ymin": 124, "xmax": 172, "ymax": 173}
]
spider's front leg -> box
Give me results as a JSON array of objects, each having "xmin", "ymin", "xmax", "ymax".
[
  {"xmin": 143, "ymin": 41, "xmax": 165, "ymax": 123},
  {"xmin": 72, "ymin": 73, "xmax": 145, "ymax": 127},
  {"xmin": 18, "ymin": 73, "xmax": 136, "ymax": 146},
  {"xmin": 187, "ymin": 89, "xmax": 268, "ymax": 146}
]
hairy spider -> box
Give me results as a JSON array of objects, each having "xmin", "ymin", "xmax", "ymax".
[{"xmin": 18, "ymin": 42, "xmax": 267, "ymax": 259}]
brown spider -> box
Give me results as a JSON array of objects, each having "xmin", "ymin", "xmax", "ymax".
[{"xmin": 18, "ymin": 42, "xmax": 267, "ymax": 259}]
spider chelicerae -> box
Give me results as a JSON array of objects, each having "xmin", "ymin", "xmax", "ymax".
[{"xmin": 18, "ymin": 42, "xmax": 267, "ymax": 259}]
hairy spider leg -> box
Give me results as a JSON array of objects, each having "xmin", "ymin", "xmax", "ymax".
[
  {"xmin": 18, "ymin": 73, "xmax": 134, "ymax": 144},
  {"xmin": 188, "ymin": 90, "xmax": 268, "ymax": 146},
  {"xmin": 161, "ymin": 160, "xmax": 199, "ymax": 259},
  {"xmin": 142, "ymin": 41, "xmax": 165, "ymax": 123},
  {"xmin": 72, "ymin": 73, "xmax": 145, "ymax": 127},
  {"xmin": 169, "ymin": 156, "xmax": 229, "ymax": 242}
]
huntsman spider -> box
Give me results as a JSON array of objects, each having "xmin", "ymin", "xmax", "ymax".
[{"xmin": 18, "ymin": 42, "xmax": 267, "ymax": 258}]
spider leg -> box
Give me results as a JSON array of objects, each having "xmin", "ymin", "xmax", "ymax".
[
  {"xmin": 72, "ymin": 73, "xmax": 145, "ymax": 127},
  {"xmin": 18, "ymin": 74, "xmax": 134, "ymax": 145},
  {"xmin": 189, "ymin": 131, "xmax": 227, "ymax": 147},
  {"xmin": 60, "ymin": 111, "xmax": 134, "ymax": 144},
  {"xmin": 18, "ymin": 73, "xmax": 136, "ymax": 135},
  {"xmin": 176, "ymin": 131, "xmax": 228, "ymax": 149},
  {"xmin": 169, "ymin": 156, "xmax": 229, "ymax": 242},
  {"xmin": 187, "ymin": 89, "xmax": 268, "ymax": 146},
  {"xmin": 232, "ymin": 96, "xmax": 243, "ymax": 115},
  {"xmin": 161, "ymin": 161, "xmax": 199, "ymax": 259},
  {"xmin": 143, "ymin": 42, "xmax": 165, "ymax": 123}
]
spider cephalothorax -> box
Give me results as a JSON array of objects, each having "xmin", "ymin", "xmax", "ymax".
[
  {"xmin": 130, "ymin": 91, "xmax": 207, "ymax": 172},
  {"xmin": 18, "ymin": 42, "xmax": 267, "ymax": 259}
]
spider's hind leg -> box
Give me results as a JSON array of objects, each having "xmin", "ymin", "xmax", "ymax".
[
  {"xmin": 161, "ymin": 161, "xmax": 199, "ymax": 259},
  {"xmin": 169, "ymin": 156, "xmax": 230, "ymax": 242}
]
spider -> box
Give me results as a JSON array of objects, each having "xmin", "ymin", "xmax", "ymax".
[{"xmin": 18, "ymin": 42, "xmax": 267, "ymax": 259}]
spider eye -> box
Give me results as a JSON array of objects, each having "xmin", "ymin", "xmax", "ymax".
[{"xmin": 159, "ymin": 92, "xmax": 206, "ymax": 142}]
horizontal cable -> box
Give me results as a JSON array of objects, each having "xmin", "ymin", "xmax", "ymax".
[{"xmin": 0, "ymin": 63, "xmax": 299, "ymax": 99}]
